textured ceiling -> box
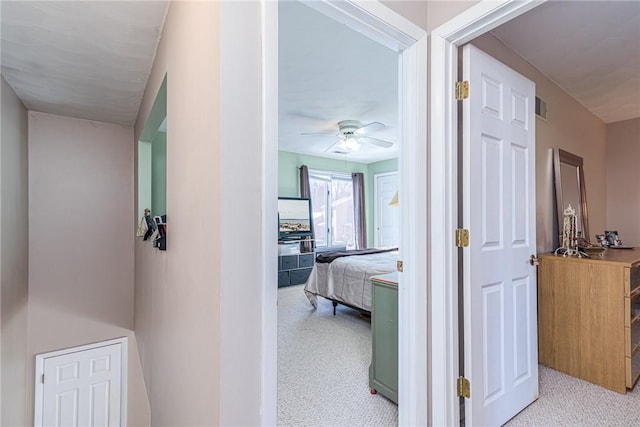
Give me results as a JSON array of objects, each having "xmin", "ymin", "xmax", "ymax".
[
  {"xmin": 279, "ymin": 1, "xmax": 640, "ymax": 164},
  {"xmin": 279, "ymin": 1, "xmax": 399, "ymax": 164},
  {"xmin": 491, "ymin": 1, "xmax": 640, "ymax": 124},
  {"xmin": 2, "ymin": 0, "xmax": 636, "ymax": 148},
  {"xmin": 1, "ymin": 1, "xmax": 168, "ymax": 126}
]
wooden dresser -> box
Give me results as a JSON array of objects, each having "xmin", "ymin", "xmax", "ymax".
[
  {"xmin": 538, "ymin": 249, "xmax": 640, "ymax": 393},
  {"xmin": 369, "ymin": 272, "xmax": 398, "ymax": 403}
]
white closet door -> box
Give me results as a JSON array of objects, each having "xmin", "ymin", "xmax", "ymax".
[
  {"xmin": 375, "ymin": 172, "xmax": 399, "ymax": 248},
  {"xmin": 37, "ymin": 341, "xmax": 123, "ymax": 427}
]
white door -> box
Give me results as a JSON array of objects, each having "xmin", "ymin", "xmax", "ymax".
[
  {"xmin": 36, "ymin": 340, "xmax": 124, "ymax": 427},
  {"xmin": 462, "ymin": 44, "xmax": 538, "ymax": 426},
  {"xmin": 374, "ymin": 172, "xmax": 399, "ymax": 247}
]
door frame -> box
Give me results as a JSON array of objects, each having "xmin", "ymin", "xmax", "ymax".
[
  {"xmin": 34, "ymin": 336, "xmax": 128, "ymax": 427},
  {"xmin": 262, "ymin": 1, "xmax": 428, "ymax": 425},
  {"xmin": 373, "ymin": 171, "xmax": 398, "ymax": 247},
  {"xmin": 429, "ymin": 1, "xmax": 544, "ymax": 425}
]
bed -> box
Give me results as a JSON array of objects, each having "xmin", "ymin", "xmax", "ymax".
[{"xmin": 304, "ymin": 248, "xmax": 398, "ymax": 314}]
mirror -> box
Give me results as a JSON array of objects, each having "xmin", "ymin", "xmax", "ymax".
[{"xmin": 553, "ymin": 148, "xmax": 589, "ymax": 243}]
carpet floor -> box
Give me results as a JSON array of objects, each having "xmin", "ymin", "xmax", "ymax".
[
  {"xmin": 505, "ymin": 364, "xmax": 640, "ymax": 426},
  {"xmin": 278, "ymin": 284, "xmax": 640, "ymax": 426},
  {"xmin": 277, "ymin": 284, "xmax": 398, "ymax": 426}
]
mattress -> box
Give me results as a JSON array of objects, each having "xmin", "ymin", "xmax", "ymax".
[{"xmin": 304, "ymin": 250, "xmax": 398, "ymax": 312}]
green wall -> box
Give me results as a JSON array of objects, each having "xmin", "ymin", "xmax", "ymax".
[
  {"xmin": 138, "ymin": 141, "xmax": 152, "ymax": 217},
  {"xmin": 137, "ymin": 75, "xmax": 167, "ymax": 218},
  {"xmin": 151, "ymin": 131, "xmax": 167, "ymax": 215},
  {"xmin": 278, "ymin": 151, "xmax": 398, "ymax": 246}
]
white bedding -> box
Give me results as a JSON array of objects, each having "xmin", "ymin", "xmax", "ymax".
[{"xmin": 304, "ymin": 251, "xmax": 398, "ymax": 312}]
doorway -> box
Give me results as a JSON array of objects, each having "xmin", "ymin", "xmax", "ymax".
[
  {"xmin": 430, "ymin": 1, "xmax": 545, "ymax": 425},
  {"xmin": 264, "ymin": 1, "xmax": 428, "ymax": 425},
  {"xmin": 374, "ymin": 172, "xmax": 399, "ymax": 248}
]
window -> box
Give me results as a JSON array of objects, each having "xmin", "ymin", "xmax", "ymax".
[{"xmin": 309, "ymin": 170, "xmax": 355, "ymax": 249}]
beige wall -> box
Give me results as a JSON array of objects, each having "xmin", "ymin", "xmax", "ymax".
[
  {"xmin": 134, "ymin": 2, "xmax": 221, "ymax": 425},
  {"xmin": 470, "ymin": 34, "xmax": 607, "ymax": 251},
  {"xmin": 427, "ymin": 1, "xmax": 479, "ymax": 30},
  {"xmin": 606, "ymin": 118, "xmax": 640, "ymax": 245},
  {"xmin": 27, "ymin": 111, "xmax": 149, "ymax": 426},
  {"xmin": 381, "ymin": 0, "xmax": 479, "ymax": 32},
  {"xmin": 1, "ymin": 77, "xmax": 29, "ymax": 426}
]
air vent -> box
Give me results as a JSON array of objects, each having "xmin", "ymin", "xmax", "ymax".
[{"xmin": 535, "ymin": 96, "xmax": 547, "ymax": 121}]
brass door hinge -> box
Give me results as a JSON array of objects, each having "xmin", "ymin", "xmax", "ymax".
[
  {"xmin": 457, "ymin": 376, "xmax": 470, "ymax": 398},
  {"xmin": 455, "ymin": 229, "xmax": 469, "ymax": 248},
  {"xmin": 455, "ymin": 80, "xmax": 469, "ymax": 100},
  {"xmin": 397, "ymin": 260, "xmax": 404, "ymax": 272}
]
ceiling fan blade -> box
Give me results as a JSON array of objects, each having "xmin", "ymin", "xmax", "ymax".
[
  {"xmin": 301, "ymin": 132, "xmax": 339, "ymax": 137},
  {"xmin": 324, "ymin": 139, "xmax": 345, "ymax": 153},
  {"xmin": 355, "ymin": 121, "xmax": 385, "ymax": 135},
  {"xmin": 359, "ymin": 136, "xmax": 394, "ymax": 148}
]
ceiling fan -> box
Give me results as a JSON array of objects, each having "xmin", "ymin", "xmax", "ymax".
[{"xmin": 302, "ymin": 120, "xmax": 394, "ymax": 153}]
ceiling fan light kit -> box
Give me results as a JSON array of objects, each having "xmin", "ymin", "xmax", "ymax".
[
  {"xmin": 301, "ymin": 119, "xmax": 395, "ymax": 154},
  {"xmin": 337, "ymin": 137, "xmax": 361, "ymax": 152}
]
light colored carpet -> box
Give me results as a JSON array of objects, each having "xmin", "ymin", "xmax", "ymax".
[
  {"xmin": 506, "ymin": 364, "xmax": 640, "ymax": 426},
  {"xmin": 278, "ymin": 284, "xmax": 640, "ymax": 426},
  {"xmin": 278, "ymin": 284, "xmax": 398, "ymax": 427}
]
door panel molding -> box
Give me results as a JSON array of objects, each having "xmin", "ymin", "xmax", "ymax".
[
  {"xmin": 430, "ymin": 1, "xmax": 542, "ymax": 425},
  {"xmin": 374, "ymin": 171, "xmax": 399, "ymax": 248},
  {"xmin": 463, "ymin": 44, "xmax": 537, "ymax": 425},
  {"xmin": 34, "ymin": 337, "xmax": 127, "ymax": 427}
]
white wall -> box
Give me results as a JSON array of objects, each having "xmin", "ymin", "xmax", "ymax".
[
  {"xmin": 1, "ymin": 76, "xmax": 29, "ymax": 427},
  {"xmin": 27, "ymin": 111, "xmax": 149, "ymax": 426},
  {"xmin": 133, "ymin": 2, "xmax": 222, "ymax": 425},
  {"xmin": 606, "ymin": 118, "xmax": 640, "ymax": 245},
  {"xmin": 219, "ymin": 1, "xmax": 267, "ymax": 424}
]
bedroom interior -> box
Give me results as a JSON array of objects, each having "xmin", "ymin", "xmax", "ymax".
[
  {"xmin": 278, "ymin": 0, "xmax": 640, "ymax": 424},
  {"xmin": 277, "ymin": 1, "xmax": 401, "ymax": 424}
]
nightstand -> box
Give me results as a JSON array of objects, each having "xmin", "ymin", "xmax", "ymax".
[{"xmin": 369, "ymin": 272, "xmax": 398, "ymax": 403}]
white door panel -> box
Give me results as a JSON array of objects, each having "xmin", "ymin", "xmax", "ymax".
[
  {"xmin": 37, "ymin": 341, "xmax": 123, "ymax": 427},
  {"xmin": 463, "ymin": 44, "xmax": 537, "ymax": 426}
]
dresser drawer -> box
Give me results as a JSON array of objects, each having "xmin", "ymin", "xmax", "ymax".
[
  {"xmin": 289, "ymin": 268, "xmax": 312, "ymax": 285},
  {"xmin": 278, "ymin": 271, "xmax": 290, "ymax": 287},
  {"xmin": 626, "ymin": 321, "xmax": 640, "ymax": 357},
  {"xmin": 626, "ymin": 290, "xmax": 640, "ymax": 327},
  {"xmin": 298, "ymin": 253, "xmax": 315, "ymax": 268},
  {"xmin": 281, "ymin": 255, "xmax": 298, "ymax": 270},
  {"xmin": 626, "ymin": 346, "xmax": 640, "ymax": 388},
  {"xmin": 628, "ymin": 265, "xmax": 640, "ymax": 297}
]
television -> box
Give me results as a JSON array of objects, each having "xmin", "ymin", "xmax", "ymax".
[{"xmin": 278, "ymin": 197, "xmax": 313, "ymax": 240}]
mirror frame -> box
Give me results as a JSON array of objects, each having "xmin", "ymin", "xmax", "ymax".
[{"xmin": 553, "ymin": 148, "xmax": 589, "ymax": 242}]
